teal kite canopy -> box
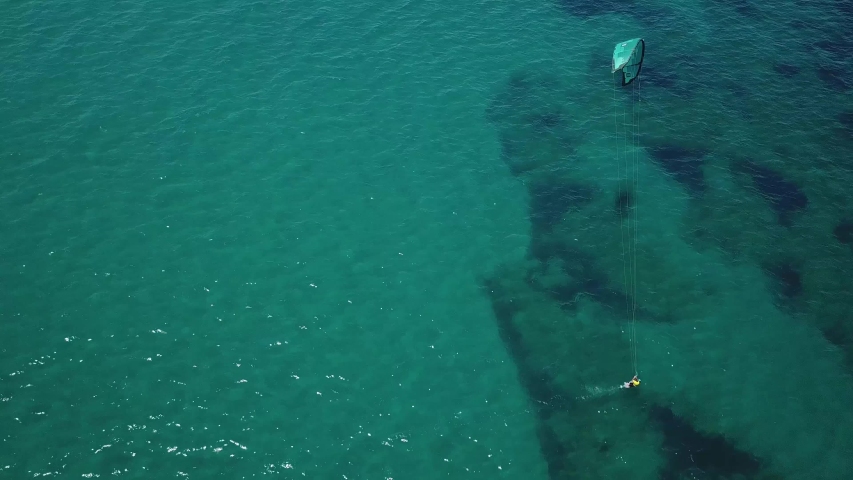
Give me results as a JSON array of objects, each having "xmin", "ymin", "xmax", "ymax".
[{"xmin": 612, "ymin": 38, "xmax": 645, "ymax": 86}]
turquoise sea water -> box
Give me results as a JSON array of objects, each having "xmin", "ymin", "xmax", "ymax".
[{"xmin": 2, "ymin": 0, "xmax": 853, "ymax": 479}]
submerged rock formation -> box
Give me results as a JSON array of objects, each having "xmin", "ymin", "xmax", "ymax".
[{"xmin": 485, "ymin": 67, "xmax": 853, "ymax": 480}]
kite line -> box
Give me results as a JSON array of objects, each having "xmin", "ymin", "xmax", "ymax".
[{"xmin": 612, "ymin": 38, "xmax": 645, "ymax": 382}]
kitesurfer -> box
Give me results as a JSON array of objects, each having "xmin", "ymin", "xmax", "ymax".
[{"xmin": 622, "ymin": 375, "xmax": 640, "ymax": 389}]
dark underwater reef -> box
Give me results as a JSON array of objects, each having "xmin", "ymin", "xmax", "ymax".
[
  {"xmin": 607, "ymin": 0, "xmax": 853, "ymax": 374},
  {"xmin": 481, "ymin": 5, "xmax": 853, "ymax": 471}
]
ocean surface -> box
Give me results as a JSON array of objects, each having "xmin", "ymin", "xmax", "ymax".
[{"xmin": 2, "ymin": 0, "xmax": 852, "ymax": 479}]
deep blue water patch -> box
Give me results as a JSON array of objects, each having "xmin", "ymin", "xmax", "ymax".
[
  {"xmin": 822, "ymin": 321, "xmax": 853, "ymax": 371},
  {"xmin": 526, "ymin": 236, "xmax": 667, "ymax": 323},
  {"xmin": 640, "ymin": 67, "xmax": 680, "ymax": 92},
  {"xmin": 834, "ymin": 220, "xmax": 853, "ymax": 244},
  {"xmin": 773, "ymin": 63, "xmax": 801, "ymax": 77},
  {"xmin": 533, "ymin": 110, "xmax": 563, "ymax": 133},
  {"xmin": 652, "ymin": 406, "xmax": 764, "ymax": 480},
  {"xmin": 812, "ymin": 38, "xmax": 853, "ymax": 91},
  {"xmin": 527, "ymin": 238, "xmax": 597, "ymax": 292},
  {"xmin": 762, "ymin": 260, "xmax": 803, "ymax": 300},
  {"xmin": 528, "ymin": 178, "xmax": 595, "ymax": 234},
  {"xmin": 733, "ymin": 160, "xmax": 808, "ymax": 225},
  {"xmin": 823, "ymin": 321, "xmax": 852, "ymax": 350},
  {"xmin": 817, "ymin": 66, "xmax": 850, "ymax": 91},
  {"xmin": 535, "ymin": 424, "xmax": 572, "ymax": 480},
  {"xmin": 809, "ymin": 22, "xmax": 853, "ymax": 92},
  {"xmin": 636, "ymin": 50, "xmax": 714, "ymax": 99},
  {"xmin": 499, "ymin": 136, "xmax": 531, "ymax": 176},
  {"xmin": 646, "ymin": 144, "xmax": 708, "ymax": 195},
  {"xmin": 813, "ymin": 38, "xmax": 849, "ymax": 58},
  {"xmin": 615, "ymin": 187, "xmax": 632, "ymax": 216},
  {"xmin": 528, "ymin": 250, "xmax": 599, "ymax": 311}
]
